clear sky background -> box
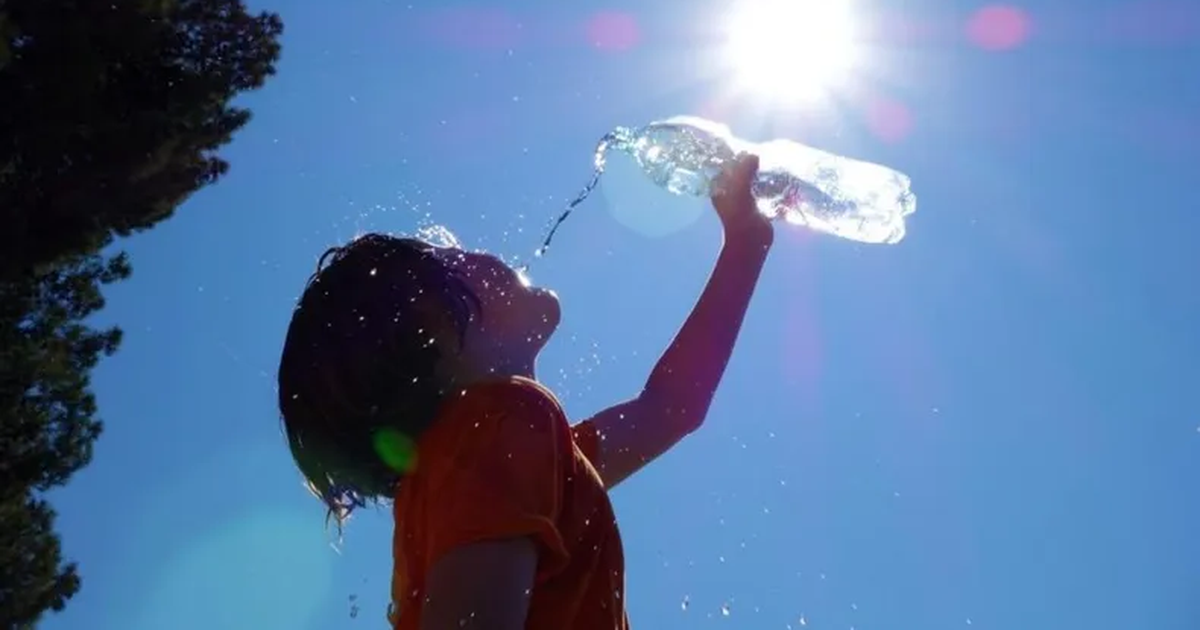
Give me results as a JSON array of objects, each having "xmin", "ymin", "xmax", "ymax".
[{"xmin": 39, "ymin": 0, "xmax": 1200, "ymax": 629}]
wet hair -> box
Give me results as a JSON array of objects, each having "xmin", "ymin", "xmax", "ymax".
[{"xmin": 277, "ymin": 233, "xmax": 480, "ymax": 524}]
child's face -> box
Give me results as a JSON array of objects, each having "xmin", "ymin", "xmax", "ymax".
[{"xmin": 434, "ymin": 247, "xmax": 560, "ymax": 370}]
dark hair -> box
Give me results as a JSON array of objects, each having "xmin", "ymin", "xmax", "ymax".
[{"xmin": 277, "ymin": 233, "xmax": 480, "ymax": 524}]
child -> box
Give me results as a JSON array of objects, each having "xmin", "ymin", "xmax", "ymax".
[{"xmin": 277, "ymin": 154, "xmax": 772, "ymax": 630}]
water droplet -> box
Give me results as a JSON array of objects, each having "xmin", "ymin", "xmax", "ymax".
[
  {"xmin": 681, "ymin": 595, "xmax": 689, "ymax": 611},
  {"xmin": 799, "ymin": 614, "xmax": 807, "ymax": 626},
  {"xmin": 720, "ymin": 602, "xmax": 731, "ymax": 616}
]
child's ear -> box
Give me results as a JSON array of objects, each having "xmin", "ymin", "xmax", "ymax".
[{"xmin": 411, "ymin": 297, "xmax": 465, "ymax": 356}]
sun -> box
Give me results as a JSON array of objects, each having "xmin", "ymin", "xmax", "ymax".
[{"xmin": 721, "ymin": 0, "xmax": 862, "ymax": 104}]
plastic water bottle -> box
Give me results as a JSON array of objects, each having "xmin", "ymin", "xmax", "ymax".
[{"xmin": 534, "ymin": 116, "xmax": 917, "ymax": 258}]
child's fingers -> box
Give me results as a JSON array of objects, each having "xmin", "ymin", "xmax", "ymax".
[
  {"xmin": 738, "ymin": 153, "xmax": 760, "ymax": 181},
  {"xmin": 712, "ymin": 153, "xmax": 759, "ymax": 203},
  {"xmin": 729, "ymin": 153, "xmax": 759, "ymax": 194}
]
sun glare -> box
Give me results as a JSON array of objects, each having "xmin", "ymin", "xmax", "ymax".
[{"xmin": 722, "ymin": 0, "xmax": 861, "ymax": 104}]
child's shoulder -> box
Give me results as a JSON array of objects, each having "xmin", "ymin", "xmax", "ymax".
[
  {"xmin": 420, "ymin": 377, "xmax": 567, "ymax": 454},
  {"xmin": 456, "ymin": 376, "xmax": 565, "ymax": 423},
  {"xmin": 410, "ymin": 377, "xmax": 572, "ymax": 488}
]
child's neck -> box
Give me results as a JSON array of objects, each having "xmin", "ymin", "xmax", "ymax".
[{"xmin": 446, "ymin": 353, "xmax": 536, "ymax": 388}]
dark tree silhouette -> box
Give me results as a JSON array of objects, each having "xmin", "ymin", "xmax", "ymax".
[{"xmin": 0, "ymin": 1, "xmax": 282, "ymax": 625}]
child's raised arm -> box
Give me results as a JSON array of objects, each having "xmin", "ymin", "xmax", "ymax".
[{"xmin": 582, "ymin": 154, "xmax": 773, "ymax": 488}]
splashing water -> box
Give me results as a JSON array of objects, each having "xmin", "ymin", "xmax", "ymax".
[
  {"xmin": 411, "ymin": 223, "xmax": 541, "ymax": 287},
  {"xmin": 415, "ymin": 224, "xmax": 462, "ymax": 249}
]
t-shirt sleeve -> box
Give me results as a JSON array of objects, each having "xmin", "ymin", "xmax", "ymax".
[
  {"xmin": 570, "ymin": 419, "xmax": 601, "ymax": 468},
  {"xmin": 420, "ymin": 383, "xmax": 570, "ymax": 581}
]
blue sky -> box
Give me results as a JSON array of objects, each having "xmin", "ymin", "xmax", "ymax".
[{"xmin": 40, "ymin": 0, "xmax": 1199, "ymax": 628}]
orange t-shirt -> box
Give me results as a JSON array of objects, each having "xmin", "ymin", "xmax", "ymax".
[{"xmin": 389, "ymin": 377, "xmax": 629, "ymax": 630}]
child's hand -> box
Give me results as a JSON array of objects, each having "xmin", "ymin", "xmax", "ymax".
[{"xmin": 712, "ymin": 153, "xmax": 773, "ymax": 247}]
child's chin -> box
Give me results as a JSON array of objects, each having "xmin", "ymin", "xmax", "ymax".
[{"xmin": 532, "ymin": 290, "xmax": 561, "ymax": 332}]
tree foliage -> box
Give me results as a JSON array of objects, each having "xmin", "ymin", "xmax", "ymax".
[{"xmin": 0, "ymin": 1, "xmax": 282, "ymax": 625}]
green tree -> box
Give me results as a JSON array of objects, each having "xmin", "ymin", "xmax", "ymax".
[{"xmin": 0, "ymin": 1, "xmax": 282, "ymax": 625}]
